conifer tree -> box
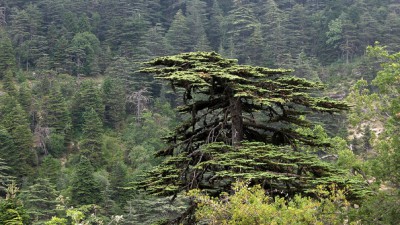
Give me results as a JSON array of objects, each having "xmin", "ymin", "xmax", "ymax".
[
  {"xmin": 224, "ymin": 4, "xmax": 259, "ymax": 63},
  {"xmin": 145, "ymin": 25, "xmax": 171, "ymax": 57},
  {"xmin": 0, "ymin": 157, "xmax": 13, "ymax": 194},
  {"xmin": 2, "ymin": 69, "xmax": 17, "ymax": 96},
  {"xmin": 20, "ymin": 178, "xmax": 59, "ymax": 223},
  {"xmin": 0, "ymin": 126, "xmax": 17, "ymax": 178},
  {"xmin": 261, "ymin": 0, "xmax": 287, "ymax": 66},
  {"xmin": 165, "ymin": 10, "xmax": 191, "ymax": 54},
  {"xmin": 70, "ymin": 156, "xmax": 103, "ymax": 206},
  {"xmin": 138, "ymin": 52, "xmax": 366, "ymax": 202},
  {"xmin": 245, "ymin": 25, "xmax": 266, "ymax": 66},
  {"xmin": 45, "ymin": 86, "xmax": 70, "ymax": 133},
  {"xmin": 0, "ymin": 182, "xmax": 30, "ymax": 225},
  {"xmin": 186, "ymin": 0, "xmax": 209, "ymax": 52},
  {"xmin": 0, "ymin": 29, "xmax": 16, "ymax": 79},
  {"xmin": 38, "ymin": 156, "xmax": 61, "ymax": 186},
  {"xmin": 81, "ymin": 108, "xmax": 104, "ymax": 168},
  {"xmin": 109, "ymin": 162, "xmax": 129, "ymax": 205},
  {"xmin": 103, "ymin": 77, "xmax": 126, "ymax": 129},
  {"xmin": 71, "ymin": 80, "xmax": 104, "ymax": 132},
  {"xmin": 0, "ymin": 97, "xmax": 34, "ymax": 177},
  {"xmin": 52, "ymin": 36, "xmax": 69, "ymax": 73},
  {"xmin": 207, "ymin": 0, "xmax": 224, "ymax": 50},
  {"xmin": 18, "ymin": 82, "xmax": 32, "ymax": 113}
]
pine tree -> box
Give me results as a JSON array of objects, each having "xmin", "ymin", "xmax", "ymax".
[
  {"xmin": 186, "ymin": 0, "xmax": 209, "ymax": 51},
  {"xmin": 38, "ymin": 156, "xmax": 62, "ymax": 186},
  {"xmin": 194, "ymin": 34, "xmax": 212, "ymax": 52},
  {"xmin": 145, "ymin": 24, "xmax": 171, "ymax": 57},
  {"xmin": 0, "ymin": 30, "xmax": 16, "ymax": 79},
  {"xmin": 224, "ymin": 4, "xmax": 259, "ymax": 63},
  {"xmin": 70, "ymin": 156, "xmax": 103, "ymax": 206},
  {"xmin": 118, "ymin": 14, "xmax": 150, "ymax": 60},
  {"xmin": 0, "ymin": 96, "xmax": 34, "ymax": 177},
  {"xmin": 20, "ymin": 178, "xmax": 59, "ymax": 223},
  {"xmin": 2, "ymin": 69, "xmax": 17, "ymax": 96},
  {"xmin": 81, "ymin": 108, "xmax": 104, "ymax": 169},
  {"xmin": 207, "ymin": 0, "xmax": 224, "ymax": 50},
  {"xmin": 0, "ymin": 126, "xmax": 17, "ymax": 178},
  {"xmin": 0, "ymin": 157, "xmax": 13, "ymax": 195},
  {"xmin": 245, "ymin": 25, "xmax": 266, "ymax": 66},
  {"xmin": 103, "ymin": 77, "xmax": 126, "ymax": 129},
  {"xmin": 261, "ymin": 0, "xmax": 287, "ymax": 66},
  {"xmin": 165, "ymin": 9, "xmax": 191, "ymax": 54},
  {"xmin": 45, "ymin": 86, "xmax": 70, "ymax": 133},
  {"xmin": 9, "ymin": 4, "xmax": 45, "ymax": 70},
  {"xmin": 109, "ymin": 162, "xmax": 129, "ymax": 205},
  {"xmin": 18, "ymin": 82, "xmax": 32, "ymax": 113},
  {"xmin": 284, "ymin": 4, "xmax": 312, "ymax": 57},
  {"xmin": 52, "ymin": 36, "xmax": 69, "ymax": 73},
  {"xmin": 71, "ymin": 80, "xmax": 104, "ymax": 132}
]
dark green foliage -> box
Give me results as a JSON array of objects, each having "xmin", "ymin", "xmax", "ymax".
[
  {"xmin": 52, "ymin": 36, "xmax": 69, "ymax": 73},
  {"xmin": 350, "ymin": 191, "xmax": 400, "ymax": 225},
  {"xmin": 0, "ymin": 183, "xmax": 30, "ymax": 225},
  {"xmin": 46, "ymin": 133, "xmax": 66, "ymax": 158},
  {"xmin": 122, "ymin": 110, "xmax": 174, "ymax": 171},
  {"xmin": 0, "ymin": 127, "xmax": 17, "ymax": 177},
  {"xmin": 207, "ymin": 0, "xmax": 224, "ymax": 50},
  {"xmin": 2, "ymin": 69, "xmax": 17, "ymax": 96},
  {"xmin": 137, "ymin": 52, "xmax": 364, "ymax": 201},
  {"xmin": 81, "ymin": 108, "xmax": 104, "ymax": 169},
  {"xmin": 0, "ymin": 96, "xmax": 34, "ymax": 177},
  {"xmin": 9, "ymin": 4, "xmax": 47, "ymax": 70},
  {"xmin": 145, "ymin": 25, "xmax": 171, "ymax": 58},
  {"xmin": 165, "ymin": 10, "xmax": 191, "ymax": 54},
  {"xmin": 224, "ymin": 5, "xmax": 259, "ymax": 63},
  {"xmin": 38, "ymin": 156, "xmax": 62, "ymax": 186},
  {"xmin": 67, "ymin": 32, "xmax": 101, "ymax": 76},
  {"xmin": 0, "ymin": 30, "xmax": 16, "ymax": 79},
  {"xmin": 103, "ymin": 77, "xmax": 126, "ymax": 129},
  {"xmin": 123, "ymin": 194, "xmax": 189, "ymax": 225},
  {"xmin": 0, "ymin": 158, "xmax": 13, "ymax": 195},
  {"xmin": 45, "ymin": 86, "xmax": 70, "ymax": 133},
  {"xmin": 70, "ymin": 156, "xmax": 103, "ymax": 206},
  {"xmin": 108, "ymin": 162, "xmax": 129, "ymax": 205},
  {"xmin": 18, "ymin": 82, "xmax": 32, "ymax": 113},
  {"xmin": 20, "ymin": 178, "xmax": 59, "ymax": 223},
  {"xmin": 71, "ymin": 80, "xmax": 104, "ymax": 132}
]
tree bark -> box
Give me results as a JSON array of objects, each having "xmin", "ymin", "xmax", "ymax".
[{"xmin": 230, "ymin": 96, "xmax": 243, "ymax": 146}]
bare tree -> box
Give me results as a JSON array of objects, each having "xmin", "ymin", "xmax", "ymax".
[{"xmin": 126, "ymin": 88, "xmax": 151, "ymax": 123}]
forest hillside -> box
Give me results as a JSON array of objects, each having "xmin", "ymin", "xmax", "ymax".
[{"xmin": 0, "ymin": 0, "xmax": 399, "ymax": 224}]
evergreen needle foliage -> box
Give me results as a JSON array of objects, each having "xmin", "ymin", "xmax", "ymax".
[{"xmin": 137, "ymin": 52, "xmax": 366, "ymax": 200}]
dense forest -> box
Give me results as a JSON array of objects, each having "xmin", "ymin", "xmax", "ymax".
[{"xmin": 0, "ymin": 0, "xmax": 399, "ymax": 224}]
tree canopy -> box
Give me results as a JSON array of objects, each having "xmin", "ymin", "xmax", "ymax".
[{"xmin": 137, "ymin": 52, "xmax": 365, "ymax": 200}]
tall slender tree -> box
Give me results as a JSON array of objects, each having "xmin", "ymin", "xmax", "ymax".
[
  {"xmin": 165, "ymin": 9, "xmax": 191, "ymax": 54},
  {"xmin": 71, "ymin": 80, "xmax": 104, "ymax": 132},
  {"xmin": 103, "ymin": 77, "xmax": 126, "ymax": 129},
  {"xmin": 81, "ymin": 108, "xmax": 104, "ymax": 169},
  {"xmin": 70, "ymin": 156, "xmax": 103, "ymax": 206},
  {"xmin": 45, "ymin": 86, "xmax": 70, "ymax": 133},
  {"xmin": 0, "ymin": 30, "xmax": 16, "ymax": 79}
]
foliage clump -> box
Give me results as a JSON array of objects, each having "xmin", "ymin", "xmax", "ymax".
[{"xmin": 190, "ymin": 181, "xmax": 353, "ymax": 225}]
